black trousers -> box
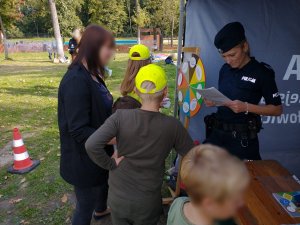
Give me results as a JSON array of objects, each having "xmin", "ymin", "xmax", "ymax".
[
  {"xmin": 204, "ymin": 128, "xmax": 261, "ymax": 160},
  {"xmin": 72, "ymin": 183, "xmax": 108, "ymax": 225}
]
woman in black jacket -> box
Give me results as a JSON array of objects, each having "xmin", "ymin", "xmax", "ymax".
[{"xmin": 58, "ymin": 25, "xmax": 116, "ymax": 225}]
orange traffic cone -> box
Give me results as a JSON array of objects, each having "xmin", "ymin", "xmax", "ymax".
[{"xmin": 7, "ymin": 128, "xmax": 40, "ymax": 174}]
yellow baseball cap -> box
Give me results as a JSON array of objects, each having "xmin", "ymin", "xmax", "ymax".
[
  {"xmin": 129, "ymin": 44, "xmax": 150, "ymax": 61},
  {"xmin": 135, "ymin": 64, "xmax": 167, "ymax": 94}
]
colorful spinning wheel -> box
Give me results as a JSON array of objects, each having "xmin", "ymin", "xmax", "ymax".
[{"xmin": 177, "ymin": 54, "xmax": 206, "ymax": 118}]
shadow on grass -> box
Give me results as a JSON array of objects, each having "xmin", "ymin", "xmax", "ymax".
[
  {"xmin": 0, "ymin": 67, "xmax": 66, "ymax": 78},
  {"xmin": 0, "ymin": 62, "xmax": 67, "ymax": 76},
  {"xmin": 1, "ymin": 85, "xmax": 58, "ymax": 98},
  {"xmin": 11, "ymin": 59, "xmax": 53, "ymax": 63}
]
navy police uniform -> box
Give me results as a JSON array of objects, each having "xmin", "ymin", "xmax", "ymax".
[
  {"xmin": 217, "ymin": 58, "xmax": 281, "ymax": 124},
  {"xmin": 204, "ymin": 22, "xmax": 282, "ymax": 160},
  {"xmin": 68, "ymin": 37, "xmax": 78, "ymax": 55}
]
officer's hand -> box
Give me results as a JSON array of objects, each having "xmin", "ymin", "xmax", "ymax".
[
  {"xmin": 225, "ymin": 100, "xmax": 247, "ymax": 113},
  {"xmin": 112, "ymin": 151, "xmax": 124, "ymax": 166},
  {"xmin": 204, "ymin": 98, "xmax": 216, "ymax": 107}
]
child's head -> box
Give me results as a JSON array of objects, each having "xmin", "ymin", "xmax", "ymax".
[
  {"xmin": 112, "ymin": 96, "xmax": 142, "ymax": 113},
  {"xmin": 135, "ymin": 64, "xmax": 167, "ymax": 104},
  {"xmin": 72, "ymin": 28, "xmax": 82, "ymax": 40},
  {"xmin": 120, "ymin": 44, "xmax": 151, "ymax": 96},
  {"xmin": 181, "ymin": 144, "xmax": 250, "ymax": 220}
]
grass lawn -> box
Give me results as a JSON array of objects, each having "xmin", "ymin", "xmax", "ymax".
[{"xmin": 0, "ymin": 52, "xmax": 177, "ymax": 224}]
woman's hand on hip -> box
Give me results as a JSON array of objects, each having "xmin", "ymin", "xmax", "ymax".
[{"xmin": 111, "ymin": 150, "xmax": 124, "ymax": 166}]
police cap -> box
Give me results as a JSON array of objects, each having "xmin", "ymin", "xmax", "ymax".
[{"xmin": 214, "ymin": 22, "xmax": 246, "ymax": 54}]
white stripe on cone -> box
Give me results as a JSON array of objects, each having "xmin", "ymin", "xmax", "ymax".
[
  {"xmin": 14, "ymin": 152, "xmax": 29, "ymax": 161},
  {"xmin": 13, "ymin": 139, "xmax": 24, "ymax": 148}
]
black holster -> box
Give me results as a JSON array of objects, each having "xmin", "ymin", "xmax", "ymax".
[
  {"xmin": 204, "ymin": 113, "xmax": 218, "ymax": 138},
  {"xmin": 204, "ymin": 113, "xmax": 262, "ymax": 140}
]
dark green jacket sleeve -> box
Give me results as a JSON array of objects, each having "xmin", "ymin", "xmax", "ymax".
[
  {"xmin": 85, "ymin": 112, "xmax": 119, "ymax": 170},
  {"xmin": 173, "ymin": 120, "xmax": 194, "ymax": 156}
]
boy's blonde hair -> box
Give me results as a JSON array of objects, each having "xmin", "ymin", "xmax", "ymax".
[
  {"xmin": 136, "ymin": 81, "xmax": 165, "ymax": 103},
  {"xmin": 181, "ymin": 144, "xmax": 249, "ymax": 203}
]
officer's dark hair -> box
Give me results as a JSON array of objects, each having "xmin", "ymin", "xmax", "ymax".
[{"xmin": 70, "ymin": 24, "xmax": 115, "ymax": 78}]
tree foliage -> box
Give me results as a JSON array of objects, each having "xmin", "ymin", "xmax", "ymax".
[
  {"xmin": 132, "ymin": 7, "xmax": 150, "ymax": 29},
  {"xmin": 1, "ymin": 0, "xmax": 180, "ymax": 38},
  {"xmin": 0, "ymin": 0, "xmax": 22, "ymax": 26},
  {"xmin": 11, "ymin": 0, "xmax": 83, "ymax": 38},
  {"xmin": 55, "ymin": 0, "xmax": 83, "ymax": 36},
  {"xmin": 16, "ymin": 0, "xmax": 51, "ymax": 37},
  {"xmin": 143, "ymin": 0, "xmax": 179, "ymax": 36},
  {"xmin": 88, "ymin": 0, "xmax": 127, "ymax": 35},
  {"xmin": 0, "ymin": 0, "xmax": 22, "ymax": 37}
]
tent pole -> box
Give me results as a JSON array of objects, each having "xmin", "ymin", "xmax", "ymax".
[{"xmin": 173, "ymin": 0, "xmax": 185, "ymax": 118}]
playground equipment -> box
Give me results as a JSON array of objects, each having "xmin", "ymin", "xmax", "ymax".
[{"xmin": 140, "ymin": 28, "xmax": 162, "ymax": 51}]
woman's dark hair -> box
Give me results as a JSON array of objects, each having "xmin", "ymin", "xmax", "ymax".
[{"xmin": 70, "ymin": 24, "xmax": 115, "ymax": 78}]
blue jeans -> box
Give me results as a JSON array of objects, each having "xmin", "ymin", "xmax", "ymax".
[{"xmin": 72, "ymin": 183, "xmax": 108, "ymax": 225}]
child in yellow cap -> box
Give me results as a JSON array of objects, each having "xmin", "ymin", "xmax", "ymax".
[
  {"xmin": 113, "ymin": 44, "xmax": 151, "ymax": 111},
  {"xmin": 86, "ymin": 64, "xmax": 194, "ymax": 225},
  {"xmin": 167, "ymin": 144, "xmax": 250, "ymax": 225}
]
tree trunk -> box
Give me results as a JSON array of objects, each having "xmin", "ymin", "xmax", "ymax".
[
  {"xmin": 34, "ymin": 20, "xmax": 39, "ymax": 37},
  {"xmin": 0, "ymin": 15, "xmax": 9, "ymax": 60},
  {"xmin": 135, "ymin": 0, "xmax": 140, "ymax": 43},
  {"xmin": 48, "ymin": 0, "xmax": 64, "ymax": 60},
  {"xmin": 127, "ymin": 0, "xmax": 133, "ymax": 37},
  {"xmin": 153, "ymin": 27, "xmax": 157, "ymax": 50},
  {"xmin": 171, "ymin": 16, "xmax": 174, "ymax": 47},
  {"xmin": 159, "ymin": 32, "xmax": 164, "ymax": 51}
]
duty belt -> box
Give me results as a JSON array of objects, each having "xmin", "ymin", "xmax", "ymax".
[
  {"xmin": 217, "ymin": 123, "xmax": 249, "ymax": 133},
  {"xmin": 204, "ymin": 113, "xmax": 262, "ymax": 147}
]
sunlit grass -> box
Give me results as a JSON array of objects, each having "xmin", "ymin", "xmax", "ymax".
[{"xmin": 0, "ymin": 51, "xmax": 177, "ymax": 224}]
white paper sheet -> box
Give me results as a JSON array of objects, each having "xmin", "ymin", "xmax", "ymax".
[{"xmin": 192, "ymin": 87, "xmax": 231, "ymax": 106}]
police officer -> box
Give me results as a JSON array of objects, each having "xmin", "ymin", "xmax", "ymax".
[
  {"xmin": 204, "ymin": 22, "xmax": 282, "ymax": 160},
  {"xmin": 68, "ymin": 28, "xmax": 81, "ymax": 61}
]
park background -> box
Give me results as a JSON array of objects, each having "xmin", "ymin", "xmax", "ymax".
[
  {"xmin": 1, "ymin": 0, "xmax": 300, "ymax": 224},
  {"xmin": 0, "ymin": 0, "xmax": 179, "ymax": 224},
  {"xmin": 0, "ymin": 0, "xmax": 179, "ymax": 45}
]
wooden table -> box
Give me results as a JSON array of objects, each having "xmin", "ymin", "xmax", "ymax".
[{"xmin": 236, "ymin": 160, "xmax": 300, "ymax": 225}]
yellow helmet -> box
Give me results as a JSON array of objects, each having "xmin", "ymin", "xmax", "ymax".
[
  {"xmin": 129, "ymin": 44, "xmax": 150, "ymax": 61},
  {"xmin": 135, "ymin": 64, "xmax": 167, "ymax": 94}
]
